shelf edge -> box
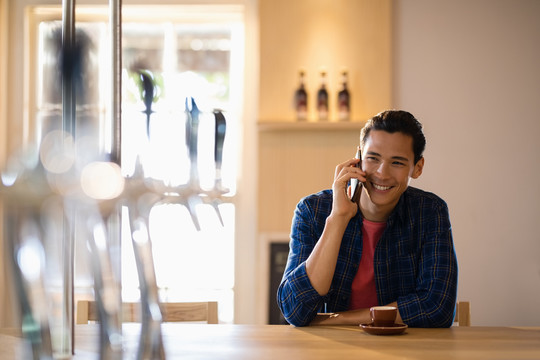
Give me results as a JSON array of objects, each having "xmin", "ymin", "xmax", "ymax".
[{"xmin": 257, "ymin": 120, "xmax": 366, "ymax": 132}]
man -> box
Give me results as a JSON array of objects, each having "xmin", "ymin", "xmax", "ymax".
[{"xmin": 277, "ymin": 110, "xmax": 458, "ymax": 327}]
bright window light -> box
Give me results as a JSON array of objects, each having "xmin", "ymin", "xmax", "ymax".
[{"xmin": 35, "ymin": 5, "xmax": 244, "ymax": 324}]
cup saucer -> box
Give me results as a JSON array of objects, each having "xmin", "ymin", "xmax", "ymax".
[{"xmin": 360, "ymin": 322, "xmax": 408, "ymax": 335}]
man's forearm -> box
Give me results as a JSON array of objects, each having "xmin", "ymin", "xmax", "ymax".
[
  {"xmin": 310, "ymin": 308, "xmax": 371, "ymax": 326},
  {"xmin": 310, "ymin": 302, "xmax": 402, "ymax": 326},
  {"xmin": 305, "ymin": 214, "xmax": 350, "ymax": 295}
]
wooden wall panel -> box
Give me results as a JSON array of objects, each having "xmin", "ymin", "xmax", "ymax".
[
  {"xmin": 258, "ymin": 128, "xmax": 363, "ymax": 232},
  {"xmin": 259, "ymin": 0, "xmax": 392, "ymax": 122}
]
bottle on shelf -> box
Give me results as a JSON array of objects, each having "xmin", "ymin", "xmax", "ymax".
[
  {"xmin": 317, "ymin": 70, "xmax": 329, "ymax": 121},
  {"xmin": 294, "ymin": 70, "xmax": 308, "ymax": 121},
  {"xmin": 337, "ymin": 70, "xmax": 350, "ymax": 121}
]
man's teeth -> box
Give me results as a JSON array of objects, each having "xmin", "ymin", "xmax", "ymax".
[{"xmin": 373, "ymin": 184, "xmax": 391, "ymax": 191}]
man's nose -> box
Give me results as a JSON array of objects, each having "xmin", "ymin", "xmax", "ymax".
[{"xmin": 375, "ymin": 162, "xmax": 390, "ymax": 177}]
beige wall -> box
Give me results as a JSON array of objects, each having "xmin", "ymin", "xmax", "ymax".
[{"xmin": 393, "ymin": 0, "xmax": 540, "ymax": 326}]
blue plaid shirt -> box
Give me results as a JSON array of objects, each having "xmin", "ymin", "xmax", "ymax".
[{"xmin": 277, "ymin": 187, "xmax": 458, "ymax": 327}]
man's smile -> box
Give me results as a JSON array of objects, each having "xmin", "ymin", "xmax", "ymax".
[{"xmin": 372, "ymin": 183, "xmax": 392, "ymax": 191}]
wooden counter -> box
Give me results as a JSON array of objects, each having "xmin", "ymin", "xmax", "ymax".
[{"xmin": 2, "ymin": 324, "xmax": 539, "ymax": 359}]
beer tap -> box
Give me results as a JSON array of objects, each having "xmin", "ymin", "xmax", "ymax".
[
  {"xmin": 201, "ymin": 109, "xmax": 228, "ymax": 226},
  {"xmin": 80, "ymin": 206, "xmax": 123, "ymax": 360},
  {"xmin": 3, "ymin": 168, "xmax": 54, "ymax": 360},
  {"xmin": 122, "ymin": 70, "xmax": 167, "ymax": 359},
  {"xmin": 213, "ymin": 110, "xmax": 227, "ymax": 193},
  {"xmin": 161, "ymin": 97, "xmax": 203, "ymax": 230},
  {"xmin": 139, "ymin": 70, "xmax": 155, "ymax": 139}
]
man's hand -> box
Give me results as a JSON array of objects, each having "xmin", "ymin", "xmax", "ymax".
[
  {"xmin": 310, "ymin": 308, "xmax": 372, "ymax": 326},
  {"xmin": 331, "ymin": 156, "xmax": 366, "ymax": 221},
  {"xmin": 310, "ymin": 303, "xmax": 402, "ymax": 326}
]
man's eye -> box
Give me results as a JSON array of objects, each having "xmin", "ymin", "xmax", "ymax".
[{"xmin": 393, "ymin": 161, "xmax": 405, "ymax": 166}]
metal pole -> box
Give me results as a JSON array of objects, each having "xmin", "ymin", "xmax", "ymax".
[
  {"xmin": 61, "ymin": 0, "xmax": 75, "ymax": 356},
  {"xmin": 62, "ymin": 0, "xmax": 76, "ymax": 136},
  {"xmin": 110, "ymin": 0, "xmax": 122, "ymax": 165},
  {"xmin": 109, "ymin": 0, "xmax": 124, "ymax": 342}
]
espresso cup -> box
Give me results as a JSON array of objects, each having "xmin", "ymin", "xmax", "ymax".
[{"xmin": 370, "ymin": 306, "xmax": 397, "ymax": 327}]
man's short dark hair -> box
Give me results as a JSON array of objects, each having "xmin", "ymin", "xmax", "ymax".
[{"xmin": 360, "ymin": 110, "xmax": 426, "ymax": 164}]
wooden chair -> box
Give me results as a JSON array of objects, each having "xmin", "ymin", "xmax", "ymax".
[
  {"xmin": 76, "ymin": 300, "xmax": 218, "ymax": 324},
  {"xmin": 454, "ymin": 301, "xmax": 471, "ymax": 326}
]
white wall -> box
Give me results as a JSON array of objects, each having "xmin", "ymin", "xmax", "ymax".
[{"xmin": 393, "ymin": 0, "xmax": 540, "ymax": 326}]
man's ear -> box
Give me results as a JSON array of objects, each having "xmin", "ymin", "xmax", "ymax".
[{"xmin": 411, "ymin": 157, "xmax": 424, "ymax": 179}]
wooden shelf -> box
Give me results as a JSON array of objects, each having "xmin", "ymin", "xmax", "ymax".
[{"xmin": 257, "ymin": 120, "xmax": 366, "ymax": 132}]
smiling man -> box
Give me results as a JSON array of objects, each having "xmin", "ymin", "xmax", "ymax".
[{"xmin": 277, "ymin": 110, "xmax": 458, "ymax": 327}]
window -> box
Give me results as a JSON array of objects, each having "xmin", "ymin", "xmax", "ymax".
[{"xmin": 32, "ymin": 5, "xmax": 245, "ymax": 324}]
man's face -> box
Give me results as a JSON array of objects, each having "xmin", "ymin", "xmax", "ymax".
[{"xmin": 360, "ymin": 130, "xmax": 424, "ymax": 219}]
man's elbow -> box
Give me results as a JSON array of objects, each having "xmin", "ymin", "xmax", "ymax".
[
  {"xmin": 278, "ymin": 302, "xmax": 313, "ymax": 327},
  {"xmin": 417, "ymin": 311, "xmax": 455, "ymax": 328},
  {"xmin": 284, "ymin": 316, "xmax": 310, "ymax": 327}
]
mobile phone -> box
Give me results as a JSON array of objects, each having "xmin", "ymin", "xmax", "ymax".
[{"xmin": 349, "ymin": 147, "xmax": 362, "ymax": 203}]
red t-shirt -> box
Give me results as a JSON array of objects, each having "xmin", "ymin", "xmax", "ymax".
[{"xmin": 349, "ymin": 219, "xmax": 386, "ymax": 310}]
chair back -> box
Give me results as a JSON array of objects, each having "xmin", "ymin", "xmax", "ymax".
[
  {"xmin": 76, "ymin": 300, "xmax": 218, "ymax": 324},
  {"xmin": 454, "ymin": 301, "xmax": 471, "ymax": 326}
]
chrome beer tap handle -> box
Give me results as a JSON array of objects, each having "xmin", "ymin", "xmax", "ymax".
[
  {"xmin": 139, "ymin": 70, "xmax": 156, "ymax": 139},
  {"xmin": 83, "ymin": 211, "xmax": 123, "ymax": 360},
  {"xmin": 182, "ymin": 97, "xmax": 203, "ymax": 230},
  {"xmin": 213, "ymin": 109, "xmax": 227, "ymax": 193},
  {"xmin": 10, "ymin": 216, "xmax": 54, "ymax": 360},
  {"xmin": 186, "ymin": 97, "xmax": 200, "ymax": 185},
  {"xmin": 122, "ymin": 72, "xmax": 167, "ymax": 359},
  {"xmin": 122, "ymin": 167, "xmax": 166, "ymax": 359},
  {"xmin": 2, "ymin": 159, "xmax": 54, "ymax": 360},
  {"xmin": 202, "ymin": 109, "xmax": 228, "ymax": 226},
  {"xmin": 127, "ymin": 204, "xmax": 165, "ymax": 360}
]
